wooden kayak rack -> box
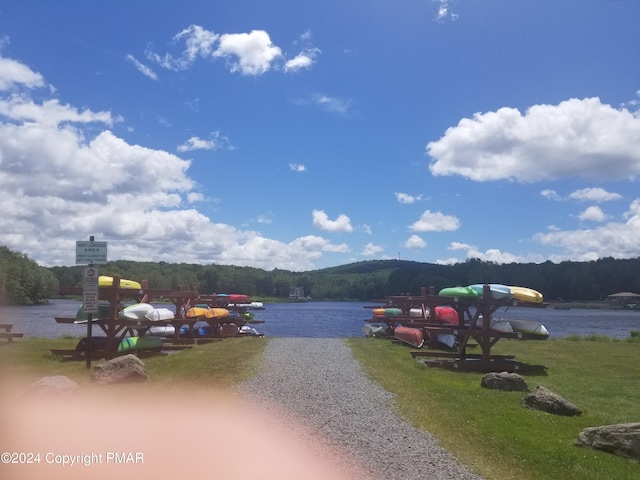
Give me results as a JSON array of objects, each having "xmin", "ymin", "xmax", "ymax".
[
  {"xmin": 368, "ymin": 286, "xmax": 548, "ymax": 374},
  {"xmin": 55, "ymin": 276, "xmax": 262, "ymax": 360}
]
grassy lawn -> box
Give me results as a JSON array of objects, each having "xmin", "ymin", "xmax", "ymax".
[
  {"xmin": 348, "ymin": 336, "xmax": 640, "ymax": 480},
  {"xmin": 2, "ymin": 334, "xmax": 638, "ymax": 479},
  {"xmin": 0, "ymin": 335, "xmax": 268, "ymax": 392}
]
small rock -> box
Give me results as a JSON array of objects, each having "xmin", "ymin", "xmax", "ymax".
[
  {"xmin": 522, "ymin": 385, "xmax": 582, "ymax": 416},
  {"xmin": 90, "ymin": 354, "xmax": 148, "ymax": 384},
  {"xmin": 577, "ymin": 423, "xmax": 640, "ymax": 461},
  {"xmin": 27, "ymin": 375, "xmax": 79, "ymax": 397},
  {"xmin": 481, "ymin": 372, "xmax": 529, "ymax": 391}
]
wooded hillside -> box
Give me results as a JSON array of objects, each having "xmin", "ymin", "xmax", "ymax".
[
  {"xmin": 47, "ymin": 256, "xmax": 640, "ymax": 303},
  {"xmin": 0, "ymin": 247, "xmax": 59, "ymax": 305},
  {"xmin": 2, "ymin": 243, "xmax": 638, "ymax": 305}
]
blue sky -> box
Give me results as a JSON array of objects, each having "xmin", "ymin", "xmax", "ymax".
[{"xmin": 1, "ymin": 0, "xmax": 639, "ymax": 271}]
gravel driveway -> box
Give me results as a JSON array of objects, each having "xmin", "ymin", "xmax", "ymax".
[{"xmin": 239, "ymin": 337, "xmax": 485, "ymax": 480}]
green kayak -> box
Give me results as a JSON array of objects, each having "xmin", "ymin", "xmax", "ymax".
[{"xmin": 438, "ymin": 286, "xmax": 478, "ymax": 298}]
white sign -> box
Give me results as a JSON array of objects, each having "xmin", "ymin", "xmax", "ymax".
[
  {"xmin": 82, "ymin": 266, "xmax": 99, "ymax": 314},
  {"xmin": 76, "ymin": 241, "xmax": 108, "ymax": 265}
]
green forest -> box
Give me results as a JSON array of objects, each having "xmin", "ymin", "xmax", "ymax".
[{"xmin": 1, "ymin": 246, "xmax": 639, "ymax": 305}]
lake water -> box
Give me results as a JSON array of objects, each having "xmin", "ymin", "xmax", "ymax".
[{"xmin": 1, "ymin": 299, "xmax": 639, "ymax": 340}]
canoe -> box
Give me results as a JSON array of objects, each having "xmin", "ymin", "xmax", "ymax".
[
  {"xmin": 508, "ymin": 286, "xmax": 544, "ymax": 304},
  {"xmin": 468, "ymin": 284, "xmax": 513, "ymax": 300},
  {"xmin": 144, "ymin": 307, "xmax": 175, "ymax": 321},
  {"xmin": 371, "ymin": 308, "xmax": 385, "ymax": 319},
  {"xmin": 363, "ymin": 324, "xmax": 388, "ymax": 337},
  {"xmin": 473, "ymin": 317, "xmax": 514, "ymax": 333},
  {"xmin": 438, "ymin": 286, "xmax": 478, "ymax": 299},
  {"xmin": 98, "ymin": 276, "xmax": 141, "ymax": 290},
  {"xmin": 119, "ymin": 303, "xmax": 154, "ymax": 321},
  {"xmin": 239, "ymin": 325, "xmax": 262, "ymax": 336},
  {"xmin": 117, "ymin": 335, "xmax": 163, "ymax": 353},
  {"xmin": 507, "ymin": 319, "xmax": 550, "ymax": 339},
  {"xmin": 393, "ymin": 325, "xmax": 424, "ymax": 348},
  {"xmin": 148, "ymin": 325, "xmax": 176, "ymax": 337},
  {"xmin": 436, "ymin": 334, "xmax": 456, "ymax": 349},
  {"xmin": 489, "ymin": 319, "xmax": 514, "ymax": 333},
  {"xmin": 235, "ymin": 301, "xmax": 265, "ymax": 310},
  {"xmin": 434, "ymin": 306, "xmax": 458, "ymax": 325}
]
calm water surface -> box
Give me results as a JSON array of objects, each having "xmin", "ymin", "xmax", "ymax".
[{"xmin": 1, "ymin": 299, "xmax": 639, "ymax": 339}]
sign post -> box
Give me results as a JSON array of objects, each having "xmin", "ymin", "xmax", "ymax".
[
  {"xmin": 83, "ymin": 266, "xmax": 99, "ymax": 369},
  {"xmin": 76, "ymin": 236, "xmax": 107, "ymax": 369}
]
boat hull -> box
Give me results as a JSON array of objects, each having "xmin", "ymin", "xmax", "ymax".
[
  {"xmin": 363, "ymin": 324, "xmax": 388, "ymax": 337},
  {"xmin": 119, "ymin": 303, "xmax": 154, "ymax": 321},
  {"xmin": 99, "ymin": 276, "xmax": 141, "ymax": 290},
  {"xmin": 507, "ymin": 319, "xmax": 549, "ymax": 338},
  {"xmin": 438, "ymin": 286, "xmax": 478, "ymax": 299},
  {"xmin": 393, "ymin": 326, "xmax": 424, "ymax": 348},
  {"xmin": 468, "ymin": 284, "xmax": 513, "ymax": 300},
  {"xmin": 117, "ymin": 336, "xmax": 163, "ymax": 353},
  {"xmin": 145, "ymin": 307, "xmax": 175, "ymax": 321},
  {"xmin": 435, "ymin": 306, "xmax": 458, "ymax": 325},
  {"xmin": 508, "ymin": 286, "xmax": 544, "ymax": 304}
]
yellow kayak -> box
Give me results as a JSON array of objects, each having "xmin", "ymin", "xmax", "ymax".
[
  {"xmin": 508, "ymin": 286, "xmax": 543, "ymax": 303},
  {"xmin": 99, "ymin": 276, "xmax": 142, "ymax": 290},
  {"xmin": 206, "ymin": 308, "xmax": 230, "ymax": 320},
  {"xmin": 186, "ymin": 307, "xmax": 210, "ymax": 318}
]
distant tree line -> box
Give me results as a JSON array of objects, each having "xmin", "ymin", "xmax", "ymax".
[
  {"xmin": 46, "ymin": 256, "xmax": 640, "ymax": 303},
  {"xmin": 0, "ymin": 247, "xmax": 59, "ymax": 305},
  {"xmin": 2, "ymin": 244, "xmax": 639, "ymax": 305}
]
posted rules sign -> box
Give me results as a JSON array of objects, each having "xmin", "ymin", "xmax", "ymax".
[
  {"xmin": 83, "ymin": 267, "xmax": 99, "ymax": 314},
  {"xmin": 76, "ymin": 241, "xmax": 107, "ymax": 265}
]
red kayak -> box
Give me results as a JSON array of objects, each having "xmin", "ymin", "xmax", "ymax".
[
  {"xmin": 435, "ymin": 306, "xmax": 459, "ymax": 325},
  {"xmin": 228, "ymin": 294, "xmax": 249, "ymax": 304},
  {"xmin": 393, "ymin": 325, "xmax": 424, "ymax": 348}
]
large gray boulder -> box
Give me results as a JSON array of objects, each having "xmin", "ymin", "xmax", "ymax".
[
  {"xmin": 27, "ymin": 375, "xmax": 79, "ymax": 397},
  {"xmin": 577, "ymin": 423, "xmax": 640, "ymax": 461},
  {"xmin": 522, "ymin": 386, "xmax": 582, "ymax": 416},
  {"xmin": 481, "ymin": 372, "xmax": 529, "ymax": 391},
  {"xmin": 90, "ymin": 354, "xmax": 148, "ymax": 384}
]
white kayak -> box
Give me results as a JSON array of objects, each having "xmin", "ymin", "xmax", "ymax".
[
  {"xmin": 145, "ymin": 307, "xmax": 175, "ymax": 321},
  {"xmin": 119, "ymin": 303, "xmax": 155, "ymax": 321}
]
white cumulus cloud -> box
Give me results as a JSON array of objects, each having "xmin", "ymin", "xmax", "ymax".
[
  {"xmin": 427, "ymin": 98, "xmax": 640, "ymax": 182},
  {"xmin": 312, "ymin": 210, "xmax": 354, "ymax": 233},
  {"xmin": 534, "ymin": 198, "xmax": 640, "ymax": 261},
  {"xmin": 409, "ymin": 210, "xmax": 460, "ymax": 232},
  {"xmin": 214, "ymin": 30, "xmax": 282, "ymax": 76},
  {"xmin": 362, "ymin": 242, "xmax": 384, "ymax": 256},
  {"xmin": 395, "ymin": 192, "xmax": 423, "ymax": 204},
  {"xmin": 404, "ymin": 235, "xmax": 426, "ymax": 249},
  {"xmin": 569, "ymin": 187, "xmax": 623, "ymax": 203},
  {"xmin": 577, "ymin": 206, "xmax": 607, "ymax": 222},
  {"xmin": 0, "ymin": 55, "xmax": 46, "ymax": 90},
  {"xmin": 0, "ymin": 54, "xmax": 341, "ymax": 271}
]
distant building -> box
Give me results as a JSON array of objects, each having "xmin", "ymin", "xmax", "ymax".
[
  {"xmin": 607, "ymin": 292, "xmax": 640, "ymax": 306},
  {"xmin": 289, "ymin": 286, "xmax": 305, "ymax": 299}
]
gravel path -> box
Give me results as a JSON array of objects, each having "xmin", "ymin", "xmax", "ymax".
[{"xmin": 239, "ymin": 338, "xmax": 485, "ymax": 480}]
